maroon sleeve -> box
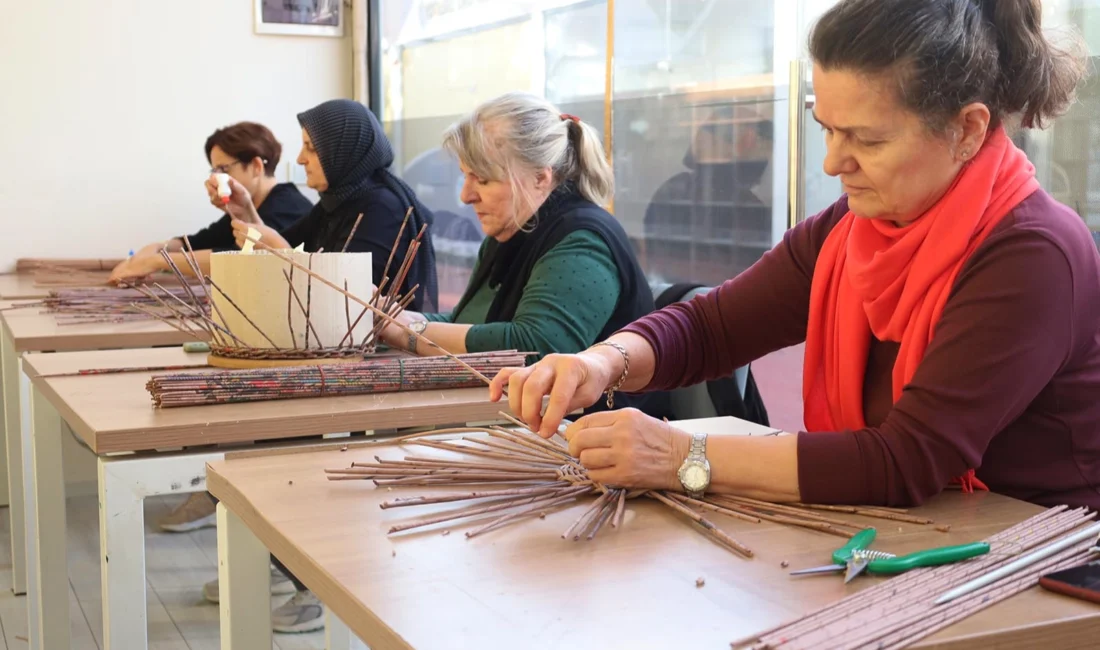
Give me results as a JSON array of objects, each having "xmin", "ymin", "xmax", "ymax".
[
  {"xmin": 797, "ymin": 227, "xmax": 1077, "ymax": 507},
  {"xmin": 622, "ymin": 199, "xmax": 848, "ymax": 390}
]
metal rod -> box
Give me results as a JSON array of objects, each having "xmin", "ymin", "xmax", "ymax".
[
  {"xmin": 934, "ymin": 521, "xmax": 1100, "ymax": 605},
  {"xmin": 787, "ymin": 58, "xmax": 807, "ymax": 229}
]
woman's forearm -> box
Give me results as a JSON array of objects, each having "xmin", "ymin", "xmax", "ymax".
[
  {"xmin": 151, "ymin": 250, "xmax": 212, "ymax": 277},
  {"xmin": 580, "ymin": 331, "xmax": 656, "ymax": 393},
  {"xmin": 705, "ymin": 434, "xmax": 801, "ymax": 502},
  {"xmin": 414, "ymin": 322, "xmax": 471, "ymax": 355}
]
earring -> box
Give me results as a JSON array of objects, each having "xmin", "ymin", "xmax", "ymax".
[{"xmin": 960, "ymin": 149, "xmax": 971, "ymax": 161}]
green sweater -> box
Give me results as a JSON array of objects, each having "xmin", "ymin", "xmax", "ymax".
[{"xmin": 424, "ymin": 230, "xmax": 621, "ymax": 360}]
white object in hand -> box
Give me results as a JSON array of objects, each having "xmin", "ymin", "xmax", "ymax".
[
  {"xmin": 241, "ymin": 227, "xmax": 261, "ymax": 254},
  {"xmin": 214, "ymin": 173, "xmax": 231, "ymax": 204},
  {"xmin": 933, "ymin": 521, "xmax": 1100, "ymax": 605}
]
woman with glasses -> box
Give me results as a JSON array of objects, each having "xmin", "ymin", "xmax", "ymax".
[{"xmin": 109, "ymin": 121, "xmax": 312, "ymax": 282}]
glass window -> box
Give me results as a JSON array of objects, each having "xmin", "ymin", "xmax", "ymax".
[{"xmin": 614, "ymin": 0, "xmax": 788, "ymax": 288}]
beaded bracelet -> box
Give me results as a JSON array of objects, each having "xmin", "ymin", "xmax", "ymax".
[{"xmin": 589, "ymin": 341, "xmax": 630, "ymax": 409}]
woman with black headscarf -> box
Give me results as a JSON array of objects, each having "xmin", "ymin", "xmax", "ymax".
[{"xmin": 229, "ymin": 99, "xmax": 438, "ymax": 312}]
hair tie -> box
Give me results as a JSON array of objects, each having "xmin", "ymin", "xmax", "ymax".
[{"xmin": 560, "ymin": 113, "xmax": 580, "ymax": 124}]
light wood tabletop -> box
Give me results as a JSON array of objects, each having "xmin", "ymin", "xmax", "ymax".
[
  {"xmin": 1, "ymin": 308, "xmax": 206, "ymax": 353},
  {"xmin": 23, "ymin": 347, "xmax": 516, "ymax": 454},
  {"xmin": 0, "ymin": 274, "xmax": 52, "ymax": 300},
  {"xmin": 207, "ymin": 433, "xmax": 1100, "ymax": 650}
]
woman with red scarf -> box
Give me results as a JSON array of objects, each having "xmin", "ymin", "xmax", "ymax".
[{"xmin": 491, "ymin": 0, "xmax": 1100, "ymax": 509}]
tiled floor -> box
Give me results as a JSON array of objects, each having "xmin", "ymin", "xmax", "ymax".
[{"xmin": 0, "ymin": 494, "xmax": 326, "ymax": 650}]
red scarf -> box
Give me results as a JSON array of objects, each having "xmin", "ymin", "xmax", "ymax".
[{"xmin": 802, "ymin": 127, "xmax": 1039, "ymax": 493}]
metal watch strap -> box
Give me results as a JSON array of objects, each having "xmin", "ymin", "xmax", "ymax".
[
  {"xmin": 407, "ymin": 321, "xmax": 427, "ymax": 354},
  {"xmin": 687, "ymin": 433, "xmax": 708, "ymax": 498},
  {"xmin": 689, "ymin": 432, "xmax": 707, "ymax": 460}
]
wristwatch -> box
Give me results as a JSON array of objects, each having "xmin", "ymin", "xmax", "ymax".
[
  {"xmin": 677, "ymin": 433, "xmax": 711, "ymax": 498},
  {"xmin": 407, "ymin": 320, "xmax": 428, "ymax": 353}
]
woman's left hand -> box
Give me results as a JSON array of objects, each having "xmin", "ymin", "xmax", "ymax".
[
  {"xmin": 108, "ymin": 255, "xmax": 162, "ymax": 285},
  {"xmin": 563, "ymin": 408, "xmax": 692, "ymax": 491},
  {"xmin": 378, "ymin": 311, "xmax": 423, "ymax": 349}
]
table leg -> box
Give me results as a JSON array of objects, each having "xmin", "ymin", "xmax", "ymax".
[
  {"xmin": 325, "ymin": 611, "xmax": 369, "ymax": 650},
  {"xmin": 99, "ymin": 457, "xmax": 149, "ymax": 650},
  {"xmin": 97, "ymin": 450, "xmax": 224, "ymax": 649},
  {"xmin": 2, "ymin": 330, "xmax": 25, "ymax": 594},
  {"xmin": 217, "ymin": 502, "xmax": 272, "ymax": 650},
  {"xmin": 0, "ymin": 325, "xmax": 10, "ymax": 509},
  {"xmin": 26, "ymin": 384, "xmax": 69, "ymax": 650}
]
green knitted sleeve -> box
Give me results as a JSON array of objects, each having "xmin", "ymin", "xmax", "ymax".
[{"xmin": 463, "ymin": 230, "xmax": 621, "ymax": 360}]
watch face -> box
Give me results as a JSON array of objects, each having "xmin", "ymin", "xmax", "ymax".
[{"xmin": 682, "ymin": 463, "xmax": 708, "ymax": 490}]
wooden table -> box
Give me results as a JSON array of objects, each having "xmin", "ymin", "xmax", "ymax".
[
  {"xmin": 207, "ymin": 420, "xmax": 1100, "ymax": 650},
  {"xmin": 0, "ymin": 274, "xmax": 53, "ymax": 301},
  {"xmin": 0, "ymin": 308, "xmax": 208, "ymax": 599},
  {"xmin": 22, "ymin": 346, "xmax": 516, "ymax": 650}
]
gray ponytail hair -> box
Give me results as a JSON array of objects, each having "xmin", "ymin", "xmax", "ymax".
[{"xmin": 442, "ymin": 92, "xmax": 614, "ymax": 209}]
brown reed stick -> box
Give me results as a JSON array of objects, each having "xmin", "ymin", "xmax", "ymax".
[
  {"xmin": 665, "ymin": 493, "xmax": 762, "ymax": 524},
  {"xmin": 587, "ymin": 495, "xmax": 619, "ymax": 540},
  {"xmin": 562, "ymin": 491, "xmax": 616, "ymax": 540},
  {"xmin": 388, "ymin": 485, "xmax": 590, "ymax": 534},
  {"xmin": 716, "ymin": 495, "xmax": 865, "ymax": 529},
  {"xmin": 411, "ymin": 440, "xmax": 562, "ymax": 467},
  {"xmin": 342, "ymin": 213, "xmax": 365, "ymax": 253},
  {"xmin": 706, "ymin": 496, "xmax": 853, "ymax": 538},
  {"xmin": 305, "ymin": 254, "xmax": 314, "ymax": 347},
  {"xmin": 612, "ymin": 489, "xmax": 627, "ymax": 528},
  {"xmin": 281, "ymin": 269, "xmax": 322, "ymax": 347},
  {"xmin": 207, "ymin": 277, "xmax": 282, "ymax": 349},
  {"xmin": 648, "ymin": 491, "xmax": 754, "ymax": 557},
  {"xmin": 381, "ymin": 485, "xmax": 565, "ymax": 510},
  {"xmin": 465, "ymin": 491, "xmax": 590, "ymax": 540}
]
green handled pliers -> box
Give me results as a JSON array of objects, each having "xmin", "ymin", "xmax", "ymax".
[{"xmin": 789, "ymin": 528, "xmax": 990, "ymax": 583}]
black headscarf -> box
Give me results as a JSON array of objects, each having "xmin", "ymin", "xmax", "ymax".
[{"xmin": 297, "ymin": 99, "xmax": 438, "ymax": 310}]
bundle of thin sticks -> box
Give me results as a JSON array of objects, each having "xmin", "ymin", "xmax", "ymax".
[
  {"xmin": 733, "ymin": 505, "xmax": 1097, "ymax": 649},
  {"xmin": 2, "ymin": 285, "xmax": 209, "ymax": 325},
  {"xmin": 325, "ymin": 418, "xmax": 939, "ymax": 557},
  {"xmin": 17, "ymin": 258, "xmax": 124, "ymax": 273},
  {"xmin": 148, "ymin": 210, "xmax": 424, "ymax": 354},
  {"xmin": 145, "ymin": 350, "xmax": 526, "ymax": 407}
]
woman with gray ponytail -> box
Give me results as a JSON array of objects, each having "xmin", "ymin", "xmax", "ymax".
[{"xmin": 380, "ymin": 92, "xmax": 668, "ymax": 419}]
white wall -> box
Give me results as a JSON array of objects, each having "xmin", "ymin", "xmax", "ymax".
[{"xmin": 0, "ymin": 0, "xmax": 353, "ymax": 270}]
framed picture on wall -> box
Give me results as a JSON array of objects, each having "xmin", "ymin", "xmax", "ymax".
[{"xmin": 254, "ymin": 0, "xmax": 345, "ymax": 37}]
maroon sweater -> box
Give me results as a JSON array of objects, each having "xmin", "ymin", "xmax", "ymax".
[{"xmin": 623, "ymin": 191, "xmax": 1100, "ymax": 509}]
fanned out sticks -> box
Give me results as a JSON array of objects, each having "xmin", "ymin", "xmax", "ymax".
[
  {"xmin": 323, "ymin": 416, "xmax": 942, "ymax": 559},
  {"xmin": 1, "ymin": 284, "xmax": 210, "ymax": 326},
  {"xmin": 145, "ymin": 351, "xmax": 526, "ymax": 407},
  {"xmin": 732, "ymin": 506, "xmax": 1097, "ymax": 650}
]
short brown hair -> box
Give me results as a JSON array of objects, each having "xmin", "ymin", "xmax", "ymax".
[
  {"xmin": 810, "ymin": 0, "xmax": 1087, "ymax": 131},
  {"xmin": 204, "ymin": 122, "xmax": 282, "ymax": 176}
]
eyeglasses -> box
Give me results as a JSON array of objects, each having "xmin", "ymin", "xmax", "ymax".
[{"xmin": 209, "ymin": 160, "xmax": 244, "ymax": 175}]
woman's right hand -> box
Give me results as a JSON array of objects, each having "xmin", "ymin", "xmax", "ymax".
[
  {"xmin": 205, "ymin": 175, "xmax": 260, "ymax": 224},
  {"xmin": 231, "ymin": 218, "xmax": 288, "ymax": 250},
  {"xmin": 490, "ymin": 352, "xmax": 615, "ymax": 438}
]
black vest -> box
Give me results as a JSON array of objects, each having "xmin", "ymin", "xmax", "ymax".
[{"xmin": 454, "ymin": 185, "xmax": 671, "ymax": 419}]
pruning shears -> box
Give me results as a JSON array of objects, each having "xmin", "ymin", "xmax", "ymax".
[{"xmin": 789, "ymin": 528, "xmax": 991, "ymax": 583}]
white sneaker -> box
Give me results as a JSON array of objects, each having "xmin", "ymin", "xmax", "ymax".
[
  {"xmin": 272, "ymin": 591, "xmax": 325, "ymax": 634},
  {"xmin": 158, "ymin": 493, "xmax": 216, "ymax": 532},
  {"xmin": 202, "ymin": 565, "xmax": 296, "ymax": 603}
]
